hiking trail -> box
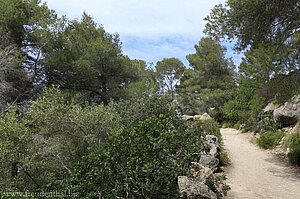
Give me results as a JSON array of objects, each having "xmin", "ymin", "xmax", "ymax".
[{"xmin": 221, "ymin": 128, "xmax": 300, "ymax": 199}]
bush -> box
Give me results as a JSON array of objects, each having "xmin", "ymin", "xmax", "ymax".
[
  {"xmin": 283, "ymin": 132, "xmax": 300, "ymax": 165},
  {"xmin": 188, "ymin": 119, "xmax": 221, "ymax": 141},
  {"xmin": 220, "ymin": 150, "xmax": 230, "ymax": 166},
  {"xmin": 68, "ymin": 116, "xmax": 206, "ymax": 198},
  {"xmin": 258, "ymin": 70, "xmax": 300, "ymax": 104},
  {"xmin": 0, "ymin": 87, "xmax": 123, "ymax": 192},
  {"xmin": 256, "ymin": 112, "xmax": 279, "ymax": 133},
  {"xmin": 287, "ymin": 145, "xmax": 300, "ymax": 166},
  {"xmin": 257, "ymin": 131, "xmax": 285, "ymax": 149},
  {"xmin": 112, "ymin": 93, "xmax": 176, "ymax": 127},
  {"xmin": 283, "ymin": 132, "xmax": 300, "ymax": 150}
]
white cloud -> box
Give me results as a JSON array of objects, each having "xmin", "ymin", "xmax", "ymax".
[
  {"xmin": 44, "ymin": 0, "xmax": 224, "ymax": 36},
  {"xmin": 42, "ymin": 0, "xmax": 241, "ymax": 65}
]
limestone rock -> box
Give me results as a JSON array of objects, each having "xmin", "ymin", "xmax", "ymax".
[
  {"xmin": 200, "ymin": 156, "xmax": 219, "ymax": 172},
  {"xmin": 182, "ymin": 113, "xmax": 212, "ymax": 121},
  {"xmin": 263, "ymin": 102, "xmax": 280, "ymax": 113},
  {"xmin": 189, "ymin": 162, "xmax": 213, "ymax": 181},
  {"xmin": 194, "ymin": 113, "xmax": 212, "ymax": 121},
  {"xmin": 178, "ymin": 176, "xmax": 217, "ymax": 199},
  {"xmin": 182, "ymin": 115, "xmax": 195, "ymax": 121},
  {"xmin": 205, "ymin": 135, "xmax": 220, "ymax": 157},
  {"xmin": 274, "ymin": 95, "xmax": 300, "ymax": 126},
  {"xmin": 292, "ymin": 122, "xmax": 300, "ymax": 133}
]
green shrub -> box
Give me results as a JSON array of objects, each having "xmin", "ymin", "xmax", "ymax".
[
  {"xmin": 188, "ymin": 119, "xmax": 221, "ymax": 141},
  {"xmin": 256, "ymin": 112, "xmax": 279, "ymax": 133},
  {"xmin": 113, "ymin": 93, "xmax": 176, "ymax": 127},
  {"xmin": 287, "ymin": 145, "xmax": 300, "ymax": 166},
  {"xmin": 283, "ymin": 132, "xmax": 300, "ymax": 150},
  {"xmin": 220, "ymin": 150, "xmax": 230, "ymax": 166},
  {"xmin": 233, "ymin": 122, "xmax": 241, "ymax": 130},
  {"xmin": 222, "ymin": 99, "xmax": 241, "ymax": 123},
  {"xmin": 258, "ymin": 70, "xmax": 300, "ymax": 104},
  {"xmin": 257, "ymin": 131, "xmax": 285, "ymax": 149},
  {"xmin": 68, "ymin": 116, "xmax": 206, "ymax": 198},
  {"xmin": 283, "ymin": 132, "xmax": 300, "ymax": 165},
  {"xmin": 0, "ymin": 87, "xmax": 124, "ymax": 192}
]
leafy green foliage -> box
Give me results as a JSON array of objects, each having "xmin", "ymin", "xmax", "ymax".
[
  {"xmin": 0, "ymin": 0, "xmax": 58, "ymax": 82},
  {"xmin": 287, "ymin": 145, "xmax": 300, "ymax": 166},
  {"xmin": 219, "ymin": 150, "xmax": 230, "ymax": 166},
  {"xmin": 68, "ymin": 116, "xmax": 206, "ymax": 198},
  {"xmin": 256, "ymin": 113, "xmax": 279, "ymax": 133},
  {"xmin": 257, "ymin": 70, "xmax": 300, "ymax": 104},
  {"xmin": 177, "ymin": 37, "xmax": 236, "ymax": 119},
  {"xmin": 0, "ymin": 87, "xmax": 123, "ymax": 191},
  {"xmin": 44, "ymin": 13, "xmax": 142, "ymax": 104},
  {"xmin": 0, "ymin": 41, "xmax": 31, "ymax": 111},
  {"xmin": 113, "ymin": 93, "xmax": 176, "ymax": 127},
  {"xmin": 124, "ymin": 60, "xmax": 158, "ymax": 98},
  {"xmin": 155, "ymin": 58, "xmax": 185, "ymax": 101},
  {"xmin": 283, "ymin": 130, "xmax": 300, "ymax": 165},
  {"xmin": 257, "ymin": 131, "xmax": 285, "ymax": 149},
  {"xmin": 205, "ymin": 0, "xmax": 300, "ymax": 50},
  {"xmin": 188, "ymin": 119, "xmax": 221, "ymax": 141},
  {"xmin": 0, "ymin": 107, "xmax": 33, "ymax": 191}
]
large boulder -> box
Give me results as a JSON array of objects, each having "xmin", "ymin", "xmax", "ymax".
[
  {"xmin": 182, "ymin": 115, "xmax": 195, "ymax": 121},
  {"xmin": 274, "ymin": 95, "xmax": 300, "ymax": 127},
  {"xmin": 183, "ymin": 113, "xmax": 212, "ymax": 121},
  {"xmin": 189, "ymin": 162, "xmax": 213, "ymax": 181},
  {"xmin": 178, "ymin": 176, "xmax": 217, "ymax": 199},
  {"xmin": 263, "ymin": 102, "xmax": 280, "ymax": 113},
  {"xmin": 194, "ymin": 113, "xmax": 212, "ymax": 121},
  {"xmin": 199, "ymin": 156, "xmax": 219, "ymax": 172},
  {"xmin": 199, "ymin": 135, "xmax": 221, "ymax": 172}
]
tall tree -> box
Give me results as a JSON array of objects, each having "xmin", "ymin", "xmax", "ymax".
[
  {"xmin": 204, "ymin": 0, "xmax": 300, "ymax": 77},
  {"xmin": 204, "ymin": 0, "xmax": 300, "ymax": 50},
  {"xmin": 125, "ymin": 60, "xmax": 158, "ymax": 98},
  {"xmin": 0, "ymin": 37, "xmax": 31, "ymax": 111},
  {"xmin": 0, "ymin": 0, "xmax": 57, "ymax": 82},
  {"xmin": 177, "ymin": 38, "xmax": 235, "ymax": 116},
  {"xmin": 155, "ymin": 58, "xmax": 185, "ymax": 101},
  {"xmin": 44, "ymin": 13, "xmax": 140, "ymax": 104}
]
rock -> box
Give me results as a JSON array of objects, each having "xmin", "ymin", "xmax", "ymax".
[
  {"xmin": 183, "ymin": 113, "xmax": 212, "ymax": 121},
  {"xmin": 292, "ymin": 122, "xmax": 300, "ymax": 133},
  {"xmin": 199, "ymin": 155, "xmax": 219, "ymax": 172},
  {"xmin": 274, "ymin": 95, "xmax": 300, "ymax": 127},
  {"xmin": 189, "ymin": 162, "xmax": 213, "ymax": 181},
  {"xmin": 263, "ymin": 102, "xmax": 280, "ymax": 113},
  {"xmin": 194, "ymin": 113, "xmax": 212, "ymax": 121},
  {"xmin": 198, "ymin": 135, "xmax": 221, "ymax": 172},
  {"xmin": 205, "ymin": 135, "xmax": 220, "ymax": 157},
  {"xmin": 183, "ymin": 115, "xmax": 195, "ymax": 121},
  {"xmin": 178, "ymin": 176, "xmax": 217, "ymax": 199}
]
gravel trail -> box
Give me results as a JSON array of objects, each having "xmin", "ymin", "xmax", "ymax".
[{"xmin": 221, "ymin": 128, "xmax": 300, "ymax": 199}]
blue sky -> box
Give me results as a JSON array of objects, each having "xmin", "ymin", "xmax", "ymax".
[{"xmin": 42, "ymin": 0, "xmax": 242, "ymax": 67}]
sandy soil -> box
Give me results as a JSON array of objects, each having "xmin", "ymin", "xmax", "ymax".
[{"xmin": 221, "ymin": 128, "xmax": 300, "ymax": 199}]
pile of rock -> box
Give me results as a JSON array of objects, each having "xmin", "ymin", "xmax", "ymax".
[
  {"xmin": 273, "ymin": 95, "xmax": 300, "ymax": 127},
  {"xmin": 182, "ymin": 113, "xmax": 212, "ymax": 121},
  {"xmin": 178, "ymin": 134, "xmax": 229, "ymax": 198}
]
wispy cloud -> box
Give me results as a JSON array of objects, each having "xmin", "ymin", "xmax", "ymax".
[{"xmin": 43, "ymin": 0, "xmax": 241, "ymax": 65}]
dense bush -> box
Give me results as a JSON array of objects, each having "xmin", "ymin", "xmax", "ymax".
[
  {"xmin": 283, "ymin": 132, "xmax": 300, "ymax": 165},
  {"xmin": 257, "ymin": 131, "xmax": 285, "ymax": 149},
  {"xmin": 68, "ymin": 116, "xmax": 207, "ymax": 198},
  {"xmin": 0, "ymin": 87, "xmax": 123, "ymax": 191},
  {"xmin": 257, "ymin": 70, "xmax": 300, "ymax": 104},
  {"xmin": 188, "ymin": 119, "xmax": 221, "ymax": 141},
  {"xmin": 256, "ymin": 112, "xmax": 279, "ymax": 133},
  {"xmin": 113, "ymin": 93, "xmax": 176, "ymax": 127}
]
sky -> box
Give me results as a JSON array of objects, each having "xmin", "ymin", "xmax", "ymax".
[{"xmin": 42, "ymin": 0, "xmax": 242, "ymax": 67}]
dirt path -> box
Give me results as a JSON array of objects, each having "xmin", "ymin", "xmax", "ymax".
[{"xmin": 221, "ymin": 128, "xmax": 300, "ymax": 199}]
